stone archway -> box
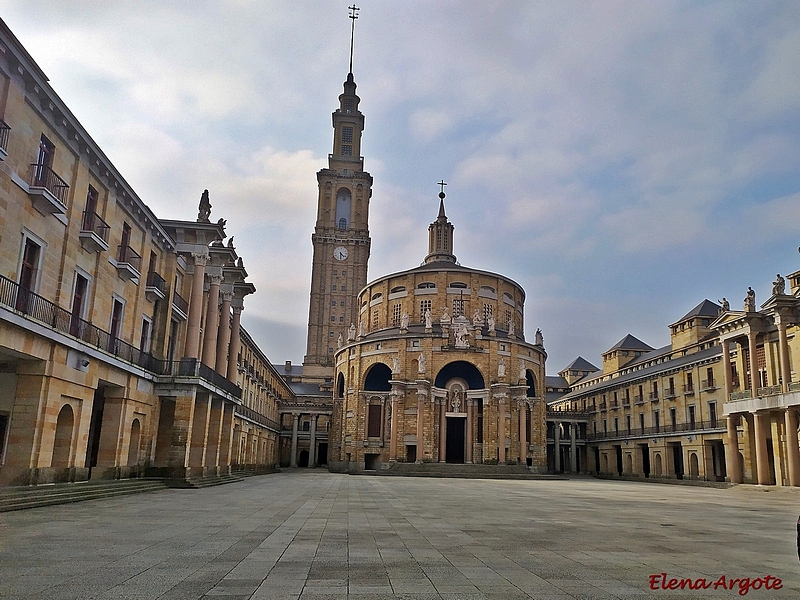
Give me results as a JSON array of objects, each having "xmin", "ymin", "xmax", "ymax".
[
  {"xmin": 127, "ymin": 418, "xmax": 141, "ymax": 467},
  {"xmin": 52, "ymin": 404, "xmax": 74, "ymax": 468}
]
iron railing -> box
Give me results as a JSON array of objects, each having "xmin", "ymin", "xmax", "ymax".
[
  {"xmin": 683, "ymin": 384, "xmax": 695, "ymax": 395},
  {"xmin": 29, "ymin": 163, "xmax": 69, "ymax": 205},
  {"xmin": 81, "ymin": 211, "xmax": 110, "ymax": 243},
  {"xmin": 588, "ymin": 419, "xmax": 724, "ymax": 441},
  {"xmin": 0, "ymin": 119, "xmax": 9, "ymax": 153},
  {"xmin": 0, "ymin": 274, "xmax": 240, "ymax": 399},
  {"xmin": 235, "ymin": 404, "xmax": 279, "ymax": 430},
  {"xmin": 117, "ymin": 244, "xmax": 142, "ymax": 272},
  {"xmin": 172, "ymin": 290, "xmax": 189, "ymax": 314},
  {"xmin": 146, "ymin": 271, "xmax": 167, "ymax": 294},
  {"xmin": 701, "ymin": 379, "xmax": 718, "ymax": 391}
]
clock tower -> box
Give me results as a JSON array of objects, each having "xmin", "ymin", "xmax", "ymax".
[{"xmin": 302, "ymin": 66, "xmax": 373, "ymax": 380}]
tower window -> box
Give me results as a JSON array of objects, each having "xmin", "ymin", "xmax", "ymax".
[
  {"xmin": 342, "ymin": 127, "xmax": 353, "ymax": 143},
  {"xmin": 419, "ymin": 299, "xmax": 431, "ymax": 322},
  {"xmin": 392, "ymin": 304, "xmax": 401, "ymax": 326},
  {"xmin": 338, "ymin": 218, "xmax": 347, "ymax": 229},
  {"xmin": 372, "ymin": 308, "xmax": 379, "ymax": 329},
  {"xmin": 483, "ymin": 303, "xmax": 493, "ymax": 321},
  {"xmin": 341, "ymin": 145, "xmax": 352, "ymax": 156},
  {"xmin": 452, "ymin": 299, "xmax": 464, "ymax": 317},
  {"xmin": 343, "ymin": 98, "xmax": 354, "ymax": 112}
]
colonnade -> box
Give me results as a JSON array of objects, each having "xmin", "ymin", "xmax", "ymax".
[
  {"xmin": 549, "ymin": 417, "xmax": 583, "ymax": 473},
  {"xmin": 287, "ymin": 412, "xmax": 326, "ymax": 468}
]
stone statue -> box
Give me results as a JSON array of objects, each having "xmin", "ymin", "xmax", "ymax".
[
  {"xmin": 535, "ymin": 328, "xmax": 543, "ymax": 346},
  {"xmin": 454, "ymin": 321, "xmax": 470, "ymax": 348},
  {"xmin": 392, "ymin": 356, "xmax": 400, "ymax": 374},
  {"xmin": 508, "ymin": 319, "xmax": 515, "ymax": 337},
  {"xmin": 487, "ymin": 314, "xmax": 495, "ymax": 333},
  {"xmin": 440, "ymin": 307, "xmax": 450, "ymax": 324},
  {"xmin": 358, "ymin": 319, "xmax": 365, "ymax": 337},
  {"xmin": 744, "ymin": 287, "xmax": 756, "ymax": 312},
  {"xmin": 197, "ymin": 189, "xmax": 211, "ymax": 222},
  {"xmin": 236, "ymin": 257, "xmax": 243, "ymax": 268},
  {"xmin": 424, "ymin": 308, "xmax": 432, "ymax": 329},
  {"xmin": 718, "ymin": 298, "xmax": 730, "ymax": 314},
  {"xmin": 498, "ymin": 357, "xmax": 506, "ymax": 378},
  {"xmin": 450, "ymin": 389, "xmax": 462, "ymax": 412},
  {"xmin": 472, "ymin": 309, "xmax": 482, "ymax": 326},
  {"xmin": 400, "ymin": 311, "xmax": 409, "ymax": 330},
  {"xmin": 216, "ymin": 217, "xmax": 226, "ymax": 230},
  {"xmin": 337, "ymin": 333, "xmax": 343, "ymax": 349},
  {"xmin": 227, "ymin": 236, "xmax": 235, "ymax": 248},
  {"xmin": 418, "ymin": 353, "xmax": 426, "ymax": 374},
  {"xmin": 348, "ymin": 322, "xmax": 356, "ymax": 341},
  {"xmin": 773, "ymin": 274, "xmax": 786, "ymax": 296}
]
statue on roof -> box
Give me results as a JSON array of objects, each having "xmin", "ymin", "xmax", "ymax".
[
  {"xmin": 508, "ymin": 319, "xmax": 515, "ymax": 337},
  {"xmin": 744, "ymin": 287, "xmax": 756, "ymax": 312},
  {"xmin": 400, "ymin": 310, "xmax": 409, "ymax": 330},
  {"xmin": 348, "ymin": 322, "xmax": 356, "ymax": 341},
  {"xmin": 718, "ymin": 298, "xmax": 730, "ymax": 313},
  {"xmin": 535, "ymin": 328, "xmax": 544, "ymax": 346},
  {"xmin": 424, "ymin": 308, "xmax": 432, "ymax": 329},
  {"xmin": 217, "ymin": 217, "xmax": 227, "ymax": 231},
  {"xmin": 773, "ymin": 274, "xmax": 785, "ymax": 296},
  {"xmin": 227, "ymin": 236, "xmax": 235, "ymax": 248},
  {"xmin": 337, "ymin": 333, "xmax": 343, "ymax": 349},
  {"xmin": 487, "ymin": 314, "xmax": 496, "ymax": 334},
  {"xmin": 418, "ymin": 352, "xmax": 426, "ymax": 374},
  {"xmin": 498, "ymin": 357, "xmax": 506, "ymax": 378},
  {"xmin": 197, "ymin": 189, "xmax": 211, "ymax": 223}
]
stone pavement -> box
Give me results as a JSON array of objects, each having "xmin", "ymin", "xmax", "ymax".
[{"xmin": 1, "ymin": 471, "xmax": 799, "ymax": 600}]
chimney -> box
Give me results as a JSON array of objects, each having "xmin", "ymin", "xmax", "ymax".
[{"xmin": 285, "ymin": 360, "xmax": 292, "ymax": 373}]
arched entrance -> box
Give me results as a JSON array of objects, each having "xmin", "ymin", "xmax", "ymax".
[
  {"xmin": 127, "ymin": 418, "xmax": 141, "ymax": 467},
  {"xmin": 298, "ymin": 449, "xmax": 309, "ymax": 468},
  {"xmin": 52, "ymin": 404, "xmax": 74, "ymax": 468},
  {"xmin": 435, "ymin": 361, "xmax": 485, "ymax": 465}
]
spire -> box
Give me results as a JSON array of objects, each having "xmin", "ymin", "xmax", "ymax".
[
  {"xmin": 348, "ymin": 4, "xmax": 359, "ymax": 75},
  {"xmin": 425, "ymin": 181, "xmax": 456, "ymax": 264}
]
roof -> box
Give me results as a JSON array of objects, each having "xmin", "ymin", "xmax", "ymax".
[
  {"xmin": 606, "ymin": 334, "xmax": 653, "ymax": 353},
  {"xmin": 561, "ymin": 356, "xmax": 599, "ymax": 372},
  {"xmin": 546, "ymin": 375, "xmax": 569, "ymax": 389},
  {"xmin": 673, "ymin": 299, "xmax": 721, "ymax": 324}
]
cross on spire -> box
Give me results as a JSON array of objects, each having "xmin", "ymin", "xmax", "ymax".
[
  {"xmin": 348, "ymin": 5, "xmax": 360, "ymax": 75},
  {"xmin": 438, "ymin": 180, "xmax": 447, "ymax": 198}
]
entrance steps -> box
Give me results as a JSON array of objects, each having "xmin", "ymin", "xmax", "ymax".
[
  {"xmin": 180, "ymin": 472, "xmax": 245, "ymax": 488},
  {"xmin": 371, "ymin": 462, "xmax": 563, "ymax": 480},
  {"xmin": 0, "ymin": 478, "xmax": 168, "ymax": 512}
]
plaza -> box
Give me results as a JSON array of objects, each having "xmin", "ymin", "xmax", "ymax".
[{"xmin": 1, "ymin": 473, "xmax": 799, "ymax": 599}]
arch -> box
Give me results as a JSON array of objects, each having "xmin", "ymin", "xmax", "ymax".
[
  {"xmin": 601, "ymin": 454, "xmax": 608, "ymax": 473},
  {"xmin": 417, "ymin": 282, "xmax": 436, "ymax": 289},
  {"xmin": 625, "ymin": 453, "xmax": 633, "ymax": 474},
  {"xmin": 335, "ymin": 188, "xmax": 351, "ymax": 229},
  {"xmin": 525, "ymin": 370, "xmax": 537, "ymax": 398},
  {"xmin": 51, "ymin": 404, "xmax": 74, "ymax": 468},
  {"xmin": 127, "ymin": 418, "xmax": 141, "ymax": 467},
  {"xmin": 390, "ymin": 286, "xmax": 406, "ymax": 293},
  {"xmin": 298, "ymin": 449, "xmax": 309, "ymax": 468},
  {"xmin": 435, "ymin": 361, "xmax": 485, "ymax": 390},
  {"xmin": 336, "ymin": 372, "xmax": 345, "ymax": 398},
  {"xmin": 654, "ymin": 453, "xmax": 663, "ymax": 476},
  {"xmin": 449, "ymin": 281, "xmax": 467, "ymax": 288},
  {"xmin": 364, "ymin": 362, "xmax": 392, "ymax": 391},
  {"xmin": 689, "ymin": 452, "xmax": 699, "ymax": 479}
]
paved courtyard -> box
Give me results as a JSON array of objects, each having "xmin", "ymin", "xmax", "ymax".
[{"xmin": 1, "ymin": 472, "xmax": 799, "ymax": 599}]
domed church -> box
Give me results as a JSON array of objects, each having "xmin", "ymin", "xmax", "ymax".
[{"xmin": 328, "ymin": 190, "xmax": 547, "ymax": 472}]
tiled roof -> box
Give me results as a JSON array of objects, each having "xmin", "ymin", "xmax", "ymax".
[
  {"xmin": 675, "ymin": 299, "xmax": 721, "ymax": 324},
  {"xmin": 561, "ymin": 356, "xmax": 599, "ymax": 372},
  {"xmin": 606, "ymin": 334, "xmax": 653, "ymax": 353}
]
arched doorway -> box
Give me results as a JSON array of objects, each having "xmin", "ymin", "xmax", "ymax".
[
  {"xmin": 52, "ymin": 404, "xmax": 74, "ymax": 468},
  {"xmin": 436, "ymin": 362, "xmax": 485, "ymax": 465},
  {"xmin": 364, "ymin": 362, "xmax": 392, "ymax": 391},
  {"xmin": 525, "ymin": 370, "xmax": 537, "ymax": 397},
  {"xmin": 127, "ymin": 418, "xmax": 141, "ymax": 467},
  {"xmin": 689, "ymin": 452, "xmax": 699, "ymax": 479},
  {"xmin": 336, "ymin": 372, "xmax": 345, "ymax": 397},
  {"xmin": 298, "ymin": 449, "xmax": 309, "ymax": 468},
  {"xmin": 654, "ymin": 453, "xmax": 663, "ymax": 476}
]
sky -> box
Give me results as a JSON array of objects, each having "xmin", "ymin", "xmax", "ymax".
[{"xmin": 4, "ymin": 1, "xmax": 800, "ymax": 373}]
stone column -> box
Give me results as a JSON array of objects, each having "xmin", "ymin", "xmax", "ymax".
[
  {"xmin": 466, "ymin": 399, "xmax": 474, "ymax": 464},
  {"xmin": 416, "ymin": 391, "xmax": 425, "ymax": 463},
  {"xmin": 201, "ymin": 274, "xmax": 223, "ymax": 368},
  {"xmin": 184, "ymin": 252, "xmax": 208, "ymax": 359},
  {"xmin": 290, "ymin": 413, "xmax": 299, "ymax": 468},
  {"xmin": 204, "ymin": 399, "xmax": 224, "ymax": 475},
  {"xmin": 309, "ymin": 414, "xmax": 318, "ymax": 468},
  {"xmin": 726, "ymin": 414, "xmax": 743, "ymax": 484},
  {"xmin": 218, "ymin": 404, "xmax": 235, "ymax": 475},
  {"xmin": 722, "ymin": 340, "xmax": 733, "ymax": 397},
  {"xmin": 777, "ymin": 318, "xmax": 792, "ymax": 392},
  {"xmin": 188, "ymin": 394, "xmax": 212, "ymax": 472},
  {"xmin": 570, "ymin": 420, "xmax": 577, "ymax": 472},
  {"xmin": 784, "ymin": 409, "xmax": 800, "ymax": 486},
  {"xmin": 518, "ymin": 400, "xmax": 527, "ymax": 465},
  {"xmin": 747, "ymin": 331, "xmax": 759, "ymax": 392},
  {"xmin": 498, "ymin": 398, "xmax": 506, "ymax": 464},
  {"xmin": 438, "ymin": 398, "xmax": 446, "ymax": 462},
  {"xmin": 227, "ymin": 304, "xmax": 243, "ymax": 382},
  {"xmin": 754, "ymin": 412, "xmax": 771, "ymax": 484},
  {"xmin": 389, "ymin": 391, "xmax": 400, "ymax": 461},
  {"xmin": 215, "ymin": 290, "xmax": 233, "ymax": 375},
  {"xmin": 554, "ymin": 421, "xmax": 561, "ymax": 473}
]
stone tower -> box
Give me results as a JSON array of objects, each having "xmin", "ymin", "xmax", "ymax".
[{"xmin": 303, "ymin": 70, "xmax": 373, "ymax": 380}]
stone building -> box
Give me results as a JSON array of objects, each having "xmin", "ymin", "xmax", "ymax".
[
  {"xmin": 329, "ymin": 192, "xmax": 548, "ymax": 472},
  {"xmin": 0, "ymin": 18, "xmax": 283, "ymax": 486}
]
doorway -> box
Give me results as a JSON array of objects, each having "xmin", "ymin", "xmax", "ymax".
[
  {"xmin": 640, "ymin": 444, "xmax": 650, "ymax": 478},
  {"xmin": 445, "ymin": 417, "xmax": 465, "ymax": 463}
]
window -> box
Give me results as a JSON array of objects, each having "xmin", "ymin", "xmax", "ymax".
[
  {"xmin": 417, "ymin": 282, "xmax": 436, "ymax": 289},
  {"xmin": 709, "ymin": 402, "xmax": 717, "ymax": 428},
  {"xmin": 505, "ymin": 309, "xmax": 512, "ymax": 329},
  {"xmin": 686, "ymin": 372, "xmax": 694, "ymax": 392},
  {"xmin": 70, "ymin": 272, "xmax": 89, "ymax": 336},
  {"xmin": 639, "ymin": 413, "xmax": 645, "ymax": 434},
  {"xmin": 331, "ymin": 316, "xmax": 336, "ymax": 321},
  {"xmin": 338, "ymin": 218, "xmax": 347, "ymax": 229},
  {"xmin": 342, "ymin": 126, "xmax": 353, "ymax": 143},
  {"xmin": 109, "ymin": 297, "xmax": 124, "ymax": 352},
  {"xmin": 17, "ymin": 236, "xmax": 42, "ymax": 312},
  {"xmin": 688, "ymin": 405, "xmax": 696, "ymax": 430},
  {"xmin": 614, "ymin": 417, "xmax": 619, "ymax": 435},
  {"xmin": 341, "ymin": 145, "xmax": 352, "ymax": 156},
  {"xmin": 391, "ymin": 286, "xmax": 406, "ymax": 293},
  {"xmin": 167, "ymin": 318, "xmax": 179, "ymax": 362},
  {"xmin": 452, "ymin": 298, "xmax": 464, "ymax": 317},
  {"xmin": 331, "ymin": 300, "xmax": 337, "ymax": 306},
  {"xmin": 670, "ymin": 407, "xmax": 677, "ymax": 431},
  {"xmin": 392, "ymin": 303, "xmax": 401, "ymax": 326},
  {"xmin": 483, "ymin": 303, "xmax": 493, "ymax": 321},
  {"xmin": 332, "ymin": 285, "xmax": 337, "ymax": 291},
  {"xmin": 340, "ymin": 286, "xmax": 346, "ymax": 292},
  {"xmin": 419, "ymin": 299, "xmax": 431, "ymax": 322},
  {"xmin": 343, "ymin": 98, "xmax": 354, "ymax": 112},
  {"xmin": 0, "ymin": 412, "xmax": 8, "ymax": 465},
  {"xmin": 626, "ymin": 415, "xmax": 631, "ymax": 435},
  {"xmin": 372, "ymin": 308, "xmax": 379, "ymax": 329},
  {"xmin": 654, "ymin": 410, "xmax": 660, "ymax": 433},
  {"xmin": 140, "ymin": 316, "xmax": 152, "ymax": 353},
  {"xmin": 339, "ymin": 316, "xmax": 344, "ymax": 322},
  {"xmin": 371, "ymin": 293, "xmax": 382, "ymax": 301},
  {"xmin": 342, "ymin": 270, "xmax": 347, "ymax": 276},
  {"xmin": 367, "ymin": 404, "xmax": 381, "ymax": 437},
  {"xmin": 480, "ymin": 285, "xmax": 495, "ymax": 294},
  {"xmin": 329, "ymin": 331, "xmax": 334, "ymax": 337},
  {"xmin": 33, "ymin": 134, "xmax": 55, "ymax": 185},
  {"xmin": 449, "ymin": 282, "xmax": 467, "ymax": 288},
  {"xmin": 603, "ymin": 419, "xmax": 607, "ymax": 434}
]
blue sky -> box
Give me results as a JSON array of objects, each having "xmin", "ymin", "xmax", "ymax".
[{"xmin": 5, "ymin": 1, "xmax": 800, "ymax": 372}]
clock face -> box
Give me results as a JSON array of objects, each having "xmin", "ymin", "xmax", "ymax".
[{"xmin": 333, "ymin": 246, "xmax": 349, "ymax": 261}]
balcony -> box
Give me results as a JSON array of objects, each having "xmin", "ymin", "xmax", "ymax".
[
  {"xmin": 28, "ymin": 163, "xmax": 69, "ymax": 217},
  {"xmin": 649, "ymin": 392, "xmax": 659, "ymax": 403},
  {"xmin": 599, "ymin": 402, "xmax": 607, "ymax": 412},
  {"xmin": 156, "ymin": 358, "xmax": 241, "ymax": 400},
  {"xmin": 622, "ymin": 399, "xmax": 631, "ymax": 407},
  {"xmin": 172, "ymin": 290, "xmax": 189, "ymax": 320},
  {"xmin": 757, "ymin": 385, "xmax": 782, "ymax": 397},
  {"xmin": 664, "ymin": 388, "xmax": 678, "ymax": 400},
  {"xmin": 145, "ymin": 271, "xmax": 167, "ymax": 302},
  {"xmin": 79, "ymin": 211, "xmax": 110, "ymax": 253},
  {"xmin": 634, "ymin": 394, "xmax": 644, "ymax": 405},
  {"xmin": 0, "ymin": 119, "xmax": 9, "ymax": 160},
  {"xmin": 610, "ymin": 400, "xmax": 619, "ymax": 410},
  {"xmin": 114, "ymin": 244, "xmax": 141, "ymax": 282},
  {"xmin": 701, "ymin": 379, "xmax": 719, "ymax": 392},
  {"xmin": 683, "ymin": 384, "xmax": 695, "ymax": 395},
  {"xmin": 587, "ymin": 419, "xmax": 724, "ymax": 441}
]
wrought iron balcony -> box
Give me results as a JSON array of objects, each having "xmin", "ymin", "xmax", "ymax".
[
  {"xmin": 172, "ymin": 290, "xmax": 189, "ymax": 320},
  {"xmin": 683, "ymin": 384, "xmax": 695, "ymax": 395},
  {"xmin": 701, "ymin": 379, "xmax": 718, "ymax": 391},
  {"xmin": 28, "ymin": 163, "xmax": 69, "ymax": 216},
  {"xmin": 79, "ymin": 211, "xmax": 110, "ymax": 253},
  {"xmin": 634, "ymin": 394, "xmax": 644, "ymax": 405},
  {"xmin": 649, "ymin": 392, "xmax": 659, "ymax": 402},
  {"xmin": 663, "ymin": 388, "xmax": 678, "ymax": 399},
  {"xmin": 156, "ymin": 358, "xmax": 241, "ymax": 399},
  {"xmin": 145, "ymin": 271, "xmax": 167, "ymax": 302},
  {"xmin": 588, "ymin": 419, "xmax": 724, "ymax": 441},
  {"xmin": 115, "ymin": 244, "xmax": 141, "ymax": 282},
  {"xmin": 0, "ymin": 119, "xmax": 9, "ymax": 160}
]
